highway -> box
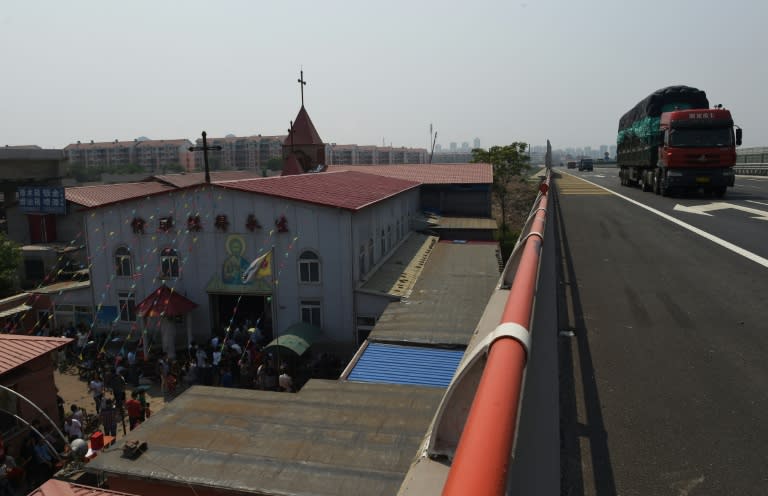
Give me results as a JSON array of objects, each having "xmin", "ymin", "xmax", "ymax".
[{"xmin": 553, "ymin": 168, "xmax": 767, "ymax": 495}]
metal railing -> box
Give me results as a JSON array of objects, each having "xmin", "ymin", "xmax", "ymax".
[
  {"xmin": 441, "ymin": 170, "xmax": 551, "ymax": 496},
  {"xmin": 734, "ymin": 164, "xmax": 768, "ymax": 175}
]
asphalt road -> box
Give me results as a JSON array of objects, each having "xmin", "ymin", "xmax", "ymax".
[{"xmin": 553, "ymin": 169, "xmax": 767, "ymax": 495}]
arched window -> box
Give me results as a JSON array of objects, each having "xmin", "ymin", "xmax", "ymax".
[
  {"xmin": 298, "ymin": 250, "xmax": 321, "ymax": 284},
  {"xmin": 115, "ymin": 246, "xmax": 132, "ymax": 277},
  {"xmin": 160, "ymin": 248, "xmax": 179, "ymax": 278}
]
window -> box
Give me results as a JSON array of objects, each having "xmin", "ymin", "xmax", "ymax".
[
  {"xmin": 160, "ymin": 248, "xmax": 179, "ymax": 278},
  {"xmin": 359, "ymin": 244, "xmax": 366, "ymax": 278},
  {"xmin": 380, "ymin": 229, "xmax": 385, "ymax": 256},
  {"xmin": 115, "ymin": 246, "xmax": 132, "ymax": 276},
  {"xmin": 300, "ymin": 300, "xmax": 322, "ymax": 327},
  {"xmin": 118, "ymin": 291, "xmax": 136, "ymax": 322},
  {"xmin": 387, "ymin": 225, "xmax": 393, "ymax": 250},
  {"xmin": 367, "ymin": 238, "xmax": 374, "ymax": 266},
  {"xmin": 298, "ymin": 250, "xmax": 321, "ymax": 283}
]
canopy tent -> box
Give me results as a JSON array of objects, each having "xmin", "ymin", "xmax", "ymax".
[
  {"xmin": 136, "ymin": 285, "xmax": 197, "ymax": 317},
  {"xmin": 262, "ymin": 322, "xmax": 321, "ymax": 357}
]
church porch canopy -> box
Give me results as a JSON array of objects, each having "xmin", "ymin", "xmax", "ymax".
[{"xmin": 136, "ymin": 285, "xmax": 197, "ymax": 318}]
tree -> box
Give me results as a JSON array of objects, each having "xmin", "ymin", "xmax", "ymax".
[
  {"xmin": 265, "ymin": 158, "xmax": 284, "ymax": 171},
  {"xmin": 471, "ymin": 143, "xmax": 531, "ymax": 233},
  {"xmin": 0, "ymin": 232, "xmax": 21, "ymax": 297}
]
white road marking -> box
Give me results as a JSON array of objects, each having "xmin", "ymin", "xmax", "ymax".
[
  {"xmin": 673, "ymin": 202, "xmax": 768, "ymax": 221},
  {"xmin": 747, "ymin": 199, "xmax": 768, "ymax": 207},
  {"xmin": 559, "ymin": 173, "xmax": 768, "ymax": 269}
]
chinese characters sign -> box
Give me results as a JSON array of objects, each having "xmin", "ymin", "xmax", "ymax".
[{"xmin": 17, "ymin": 186, "xmax": 67, "ymax": 214}]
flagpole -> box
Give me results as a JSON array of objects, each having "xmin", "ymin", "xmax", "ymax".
[{"xmin": 270, "ymin": 246, "xmax": 279, "ymax": 378}]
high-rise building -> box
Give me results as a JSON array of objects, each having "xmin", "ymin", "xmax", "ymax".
[
  {"xmin": 449, "ymin": 142, "xmax": 457, "ymax": 152},
  {"xmin": 473, "ymin": 137, "xmax": 481, "ymax": 149}
]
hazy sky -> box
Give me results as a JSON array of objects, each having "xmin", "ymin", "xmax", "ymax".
[{"xmin": 2, "ymin": 0, "xmax": 765, "ymax": 151}]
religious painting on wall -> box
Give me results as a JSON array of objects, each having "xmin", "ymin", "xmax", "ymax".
[{"xmin": 206, "ymin": 234, "xmax": 272, "ymax": 294}]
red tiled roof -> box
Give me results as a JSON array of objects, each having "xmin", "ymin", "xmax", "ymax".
[
  {"xmin": 152, "ymin": 170, "xmax": 265, "ymax": 188},
  {"xmin": 29, "ymin": 479, "xmax": 140, "ymax": 495},
  {"xmin": 219, "ymin": 170, "xmax": 419, "ymax": 211},
  {"xmin": 66, "ymin": 181, "xmax": 175, "ymax": 208},
  {"xmin": 137, "ymin": 285, "xmax": 198, "ymax": 318},
  {"xmin": 327, "ymin": 163, "xmax": 493, "ymax": 184},
  {"xmin": 284, "ymin": 106, "xmax": 323, "ymax": 146},
  {"xmin": 0, "ymin": 335, "xmax": 71, "ymax": 376}
]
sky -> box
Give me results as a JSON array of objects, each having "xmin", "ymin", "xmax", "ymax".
[{"xmin": 1, "ymin": 0, "xmax": 766, "ymax": 151}]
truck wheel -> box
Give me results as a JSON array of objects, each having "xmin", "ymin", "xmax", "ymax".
[
  {"xmin": 714, "ymin": 186, "xmax": 726, "ymax": 198},
  {"xmin": 640, "ymin": 175, "xmax": 651, "ymax": 192},
  {"xmin": 653, "ymin": 171, "xmax": 661, "ymax": 195}
]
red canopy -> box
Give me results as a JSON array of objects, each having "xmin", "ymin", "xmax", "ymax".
[{"xmin": 136, "ymin": 285, "xmax": 197, "ymax": 318}]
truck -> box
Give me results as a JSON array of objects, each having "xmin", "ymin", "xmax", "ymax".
[{"xmin": 617, "ymin": 85, "xmax": 742, "ymax": 197}]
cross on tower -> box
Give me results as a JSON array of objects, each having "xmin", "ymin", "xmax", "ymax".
[
  {"xmin": 297, "ymin": 69, "xmax": 306, "ymax": 107},
  {"xmin": 188, "ymin": 131, "xmax": 223, "ymax": 184}
]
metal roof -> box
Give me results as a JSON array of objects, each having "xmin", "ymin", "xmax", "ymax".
[
  {"xmin": 29, "ymin": 479, "xmax": 139, "ymax": 496},
  {"xmin": 151, "ymin": 170, "xmax": 266, "ymax": 188},
  {"xmin": 328, "ymin": 163, "xmax": 493, "ymax": 185},
  {"xmin": 87, "ymin": 381, "xmax": 444, "ymax": 496},
  {"xmin": 219, "ymin": 170, "xmax": 420, "ymax": 211},
  {"xmin": 347, "ymin": 342, "xmax": 464, "ymax": 388},
  {"xmin": 65, "ymin": 181, "xmax": 175, "ymax": 208},
  {"xmin": 361, "ymin": 233, "xmax": 437, "ymax": 298},
  {"xmin": 369, "ymin": 241, "xmax": 501, "ymax": 347},
  {"xmin": 0, "ymin": 335, "xmax": 72, "ymax": 375}
]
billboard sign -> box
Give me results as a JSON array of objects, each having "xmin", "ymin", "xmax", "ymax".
[{"xmin": 17, "ymin": 186, "xmax": 67, "ymax": 214}]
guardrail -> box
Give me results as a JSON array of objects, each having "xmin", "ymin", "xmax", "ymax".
[
  {"xmin": 734, "ymin": 164, "xmax": 768, "ymax": 175},
  {"xmin": 440, "ymin": 169, "xmax": 551, "ymax": 496}
]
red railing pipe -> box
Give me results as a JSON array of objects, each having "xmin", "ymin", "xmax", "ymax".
[{"xmin": 442, "ymin": 175, "xmax": 550, "ymax": 496}]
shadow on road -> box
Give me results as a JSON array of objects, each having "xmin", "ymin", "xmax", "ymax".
[{"xmin": 552, "ymin": 176, "xmax": 617, "ymax": 496}]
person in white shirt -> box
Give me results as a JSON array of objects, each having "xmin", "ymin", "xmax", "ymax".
[{"xmin": 63, "ymin": 416, "xmax": 83, "ymax": 441}]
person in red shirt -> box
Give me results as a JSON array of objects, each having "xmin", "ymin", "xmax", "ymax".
[{"xmin": 124, "ymin": 391, "xmax": 143, "ymax": 430}]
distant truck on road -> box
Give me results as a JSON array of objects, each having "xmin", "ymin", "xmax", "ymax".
[{"xmin": 617, "ymin": 85, "xmax": 742, "ymax": 197}]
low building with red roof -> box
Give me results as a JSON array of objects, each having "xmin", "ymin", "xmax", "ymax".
[{"xmin": 0, "ymin": 334, "xmax": 71, "ymax": 455}]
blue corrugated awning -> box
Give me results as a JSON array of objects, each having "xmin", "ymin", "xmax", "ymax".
[{"xmin": 348, "ymin": 342, "xmax": 465, "ymax": 388}]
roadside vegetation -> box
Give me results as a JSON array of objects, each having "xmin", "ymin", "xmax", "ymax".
[{"xmin": 471, "ymin": 143, "xmax": 540, "ymax": 261}]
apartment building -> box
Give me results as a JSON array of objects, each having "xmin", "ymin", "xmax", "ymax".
[
  {"xmin": 192, "ymin": 135, "xmax": 285, "ymax": 171},
  {"xmin": 325, "ymin": 144, "xmax": 427, "ymax": 165},
  {"xmin": 64, "ymin": 138, "xmax": 194, "ymax": 172}
]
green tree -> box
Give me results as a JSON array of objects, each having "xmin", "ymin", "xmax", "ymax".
[
  {"xmin": 0, "ymin": 232, "xmax": 21, "ymax": 297},
  {"xmin": 265, "ymin": 157, "xmax": 283, "ymax": 171},
  {"xmin": 471, "ymin": 143, "xmax": 531, "ymax": 233}
]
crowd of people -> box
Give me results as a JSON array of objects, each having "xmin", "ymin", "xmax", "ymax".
[{"xmin": 161, "ymin": 324, "xmax": 297, "ymax": 394}]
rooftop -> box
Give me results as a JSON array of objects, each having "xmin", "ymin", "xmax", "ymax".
[
  {"xmin": 369, "ymin": 240, "xmax": 501, "ymax": 347},
  {"xmin": 327, "ymin": 163, "xmax": 492, "ymax": 184},
  {"xmin": 88, "ymin": 381, "xmax": 444, "ymax": 496},
  {"xmin": 0, "ymin": 335, "xmax": 71, "ymax": 375},
  {"xmin": 219, "ymin": 170, "xmax": 420, "ymax": 211}
]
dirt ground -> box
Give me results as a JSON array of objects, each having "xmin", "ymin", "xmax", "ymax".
[{"xmin": 53, "ymin": 367, "xmax": 169, "ymax": 444}]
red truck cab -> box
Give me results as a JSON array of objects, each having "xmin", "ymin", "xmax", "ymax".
[{"xmin": 657, "ymin": 108, "xmax": 741, "ymax": 195}]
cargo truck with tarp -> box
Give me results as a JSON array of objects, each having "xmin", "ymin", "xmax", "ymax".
[{"xmin": 617, "ymin": 85, "xmax": 742, "ymax": 197}]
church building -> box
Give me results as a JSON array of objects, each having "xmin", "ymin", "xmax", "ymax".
[{"xmin": 81, "ymin": 102, "xmax": 422, "ymax": 360}]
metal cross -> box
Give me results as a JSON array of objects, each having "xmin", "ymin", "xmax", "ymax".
[
  {"xmin": 188, "ymin": 131, "xmax": 222, "ymax": 184},
  {"xmin": 297, "ymin": 70, "xmax": 306, "ymax": 107}
]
